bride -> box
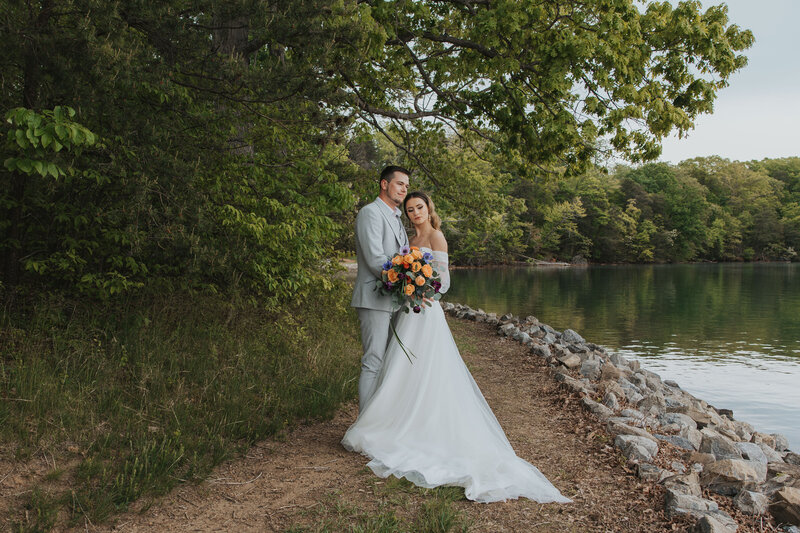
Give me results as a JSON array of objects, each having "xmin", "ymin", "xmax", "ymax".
[{"xmin": 342, "ymin": 191, "xmax": 571, "ymax": 504}]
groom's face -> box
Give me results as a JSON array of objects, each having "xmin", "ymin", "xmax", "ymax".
[{"xmin": 382, "ymin": 172, "xmax": 409, "ymax": 207}]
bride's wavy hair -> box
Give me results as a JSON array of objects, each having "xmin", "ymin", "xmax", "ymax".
[{"xmin": 404, "ymin": 191, "xmax": 441, "ymax": 231}]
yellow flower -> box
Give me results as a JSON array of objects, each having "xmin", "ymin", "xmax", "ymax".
[
  {"xmin": 415, "ymin": 275, "xmax": 425, "ymax": 286},
  {"xmin": 404, "ymin": 283, "xmax": 415, "ymax": 296},
  {"xmin": 411, "ymin": 261, "xmax": 422, "ymax": 272},
  {"xmin": 411, "ymin": 249, "xmax": 423, "ymax": 260},
  {"xmin": 387, "ymin": 270, "xmax": 399, "ymax": 283},
  {"xmin": 421, "ymin": 264, "xmax": 433, "ymax": 277}
]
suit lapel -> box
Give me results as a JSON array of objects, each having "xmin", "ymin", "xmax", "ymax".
[{"xmin": 374, "ymin": 198, "xmax": 406, "ymax": 248}]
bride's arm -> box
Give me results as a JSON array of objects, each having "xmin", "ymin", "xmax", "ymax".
[{"xmin": 430, "ymin": 231, "xmax": 450, "ymax": 294}]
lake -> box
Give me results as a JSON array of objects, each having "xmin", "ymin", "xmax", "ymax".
[{"xmin": 447, "ymin": 263, "xmax": 800, "ymax": 450}]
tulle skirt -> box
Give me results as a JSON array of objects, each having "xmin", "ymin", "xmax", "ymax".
[{"xmin": 342, "ymin": 302, "xmax": 571, "ymax": 503}]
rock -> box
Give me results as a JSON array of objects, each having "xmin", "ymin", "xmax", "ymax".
[
  {"xmin": 693, "ymin": 512, "xmax": 739, "ymax": 533},
  {"xmin": 759, "ymin": 442, "xmax": 786, "ymax": 463},
  {"xmin": 700, "ymin": 428, "xmax": 743, "ymax": 460},
  {"xmin": 638, "ymin": 392, "xmax": 667, "ymax": 416},
  {"xmin": 668, "ymin": 406, "xmax": 714, "ymax": 429},
  {"xmin": 603, "ymin": 391, "xmax": 620, "ymax": 411},
  {"xmin": 529, "ymin": 344, "xmax": 551, "ymax": 358},
  {"xmin": 500, "ymin": 313, "xmax": 514, "ymax": 321},
  {"xmin": 581, "ymin": 397, "xmax": 615, "ymax": 420},
  {"xmin": 524, "ymin": 315, "xmax": 538, "ymax": 324},
  {"xmin": 600, "ymin": 363, "xmax": 623, "ymax": 381},
  {"xmin": 752, "ymin": 432, "xmax": 776, "ymax": 448},
  {"xmin": 733, "ymin": 421, "xmax": 754, "ymax": 442},
  {"xmin": 541, "ymin": 332, "xmax": 557, "ymax": 344},
  {"xmin": 774, "ymin": 434, "xmax": 791, "ymax": 452},
  {"xmin": 638, "ymin": 463, "xmax": 668, "ymax": 482},
  {"xmin": 681, "ymin": 427, "xmax": 704, "ymax": 451},
  {"xmin": 627, "ymin": 390, "xmax": 644, "ymax": 405},
  {"xmin": 629, "ymin": 373, "xmax": 648, "ymax": 390},
  {"xmin": 736, "ymin": 442, "xmax": 768, "ymax": 464},
  {"xmin": 733, "ymin": 490, "xmax": 768, "ymax": 515},
  {"xmin": 606, "ymin": 419, "xmax": 658, "ymax": 443},
  {"xmin": 664, "ymin": 379, "xmax": 681, "ymax": 388},
  {"xmin": 610, "ymin": 352, "xmax": 630, "ymax": 368},
  {"xmin": 499, "ymin": 323, "xmax": 516, "ymax": 336},
  {"xmin": 629, "ymin": 360, "xmax": 641, "ymax": 371},
  {"xmin": 620, "ymin": 408, "xmax": 645, "ymax": 420},
  {"xmin": 686, "ymin": 451, "xmax": 717, "ymax": 466},
  {"xmin": 603, "ymin": 381, "xmax": 626, "ymax": 400},
  {"xmin": 553, "ymin": 371, "xmax": 593, "ymax": 395},
  {"xmin": 579, "ymin": 359, "xmax": 602, "ymax": 380},
  {"xmin": 786, "ymin": 453, "xmax": 800, "ymax": 466},
  {"xmin": 665, "ymin": 488, "xmax": 719, "ymax": 517},
  {"xmin": 561, "ymin": 328, "xmax": 585, "ymax": 344},
  {"xmin": 768, "ymin": 463, "xmax": 800, "ymax": 480},
  {"xmin": 771, "ymin": 487, "xmax": 800, "ymax": 526},
  {"xmin": 557, "ymin": 353, "xmax": 582, "ymax": 369},
  {"xmin": 701, "ymin": 459, "xmax": 768, "ymax": 496},
  {"xmin": 662, "ymin": 471, "xmax": 702, "ymax": 497},
  {"xmin": 518, "ymin": 332, "xmax": 532, "ymax": 344},
  {"xmin": 615, "ymin": 434, "xmax": 659, "ymax": 462},
  {"xmin": 672, "ymin": 461, "xmax": 687, "ymax": 474},
  {"xmin": 660, "ymin": 412, "xmax": 698, "ymax": 431},
  {"xmin": 656, "ymin": 434, "xmax": 697, "ymax": 451}
]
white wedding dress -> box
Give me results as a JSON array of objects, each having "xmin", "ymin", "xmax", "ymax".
[{"xmin": 342, "ymin": 248, "xmax": 571, "ymax": 503}]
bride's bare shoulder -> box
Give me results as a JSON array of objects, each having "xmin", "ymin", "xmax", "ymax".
[{"xmin": 430, "ymin": 230, "xmax": 448, "ymax": 253}]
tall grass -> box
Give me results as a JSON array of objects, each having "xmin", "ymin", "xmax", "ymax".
[{"xmin": 0, "ymin": 284, "xmax": 361, "ymax": 530}]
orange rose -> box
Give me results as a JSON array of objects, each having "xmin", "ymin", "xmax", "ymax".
[
  {"xmin": 411, "ymin": 261, "xmax": 422, "ymax": 272},
  {"xmin": 387, "ymin": 269, "xmax": 399, "ymax": 283},
  {"xmin": 421, "ymin": 264, "xmax": 433, "ymax": 277},
  {"xmin": 403, "ymin": 253, "xmax": 414, "ymax": 264},
  {"xmin": 415, "ymin": 275, "xmax": 425, "ymax": 286},
  {"xmin": 410, "ymin": 246, "xmax": 420, "ymax": 251},
  {"xmin": 411, "ymin": 249, "xmax": 423, "ymax": 260},
  {"xmin": 392, "ymin": 255, "xmax": 403, "ymax": 266},
  {"xmin": 404, "ymin": 283, "xmax": 415, "ymax": 296}
]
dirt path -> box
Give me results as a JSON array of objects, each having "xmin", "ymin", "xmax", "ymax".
[{"xmin": 83, "ymin": 316, "xmax": 694, "ymax": 533}]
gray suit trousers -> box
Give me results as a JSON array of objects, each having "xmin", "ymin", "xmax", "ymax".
[{"xmin": 356, "ymin": 307, "xmax": 392, "ymax": 410}]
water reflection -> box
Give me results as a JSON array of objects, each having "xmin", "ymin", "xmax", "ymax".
[{"xmin": 447, "ymin": 263, "xmax": 800, "ymax": 450}]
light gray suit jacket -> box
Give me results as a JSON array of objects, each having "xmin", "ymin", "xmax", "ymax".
[{"xmin": 351, "ymin": 198, "xmax": 409, "ymax": 311}]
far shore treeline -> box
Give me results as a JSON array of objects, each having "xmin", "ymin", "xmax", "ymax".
[{"xmin": 0, "ymin": 1, "xmax": 789, "ymax": 529}]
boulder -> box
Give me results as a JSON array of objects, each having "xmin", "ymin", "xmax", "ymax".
[
  {"xmin": 664, "ymin": 488, "xmax": 719, "ymax": 517},
  {"xmin": 660, "ymin": 412, "xmax": 698, "ymax": 431},
  {"xmin": 735, "ymin": 442, "xmax": 768, "ymax": 464},
  {"xmin": 557, "ymin": 353, "xmax": 582, "ymax": 369},
  {"xmin": 768, "ymin": 463, "xmax": 800, "ymax": 480},
  {"xmin": 786, "ymin": 453, "xmax": 800, "ymax": 466},
  {"xmin": 664, "ymin": 379, "xmax": 681, "ymax": 388},
  {"xmin": 662, "ymin": 471, "xmax": 702, "ymax": 497},
  {"xmin": 581, "ymin": 397, "xmax": 615, "ymax": 420},
  {"xmin": 693, "ymin": 512, "xmax": 739, "ymax": 533},
  {"xmin": 701, "ymin": 459, "xmax": 767, "ymax": 496},
  {"xmin": 600, "ymin": 363, "xmax": 623, "ymax": 381},
  {"xmin": 681, "ymin": 427, "xmax": 704, "ymax": 450},
  {"xmin": 561, "ymin": 328, "xmax": 585, "ymax": 344},
  {"xmin": 758, "ymin": 442, "xmax": 785, "ymax": 463},
  {"xmin": 700, "ymin": 428, "xmax": 743, "ymax": 460},
  {"xmin": 733, "ymin": 490, "xmax": 768, "ymax": 515},
  {"xmin": 530, "ymin": 344, "xmax": 551, "ymax": 358},
  {"xmin": 751, "ymin": 432, "xmax": 776, "ymax": 448},
  {"xmin": 602, "ymin": 391, "xmax": 620, "ymax": 411},
  {"xmin": 607, "ymin": 419, "xmax": 658, "ymax": 443},
  {"xmin": 638, "ymin": 392, "xmax": 667, "ymax": 416},
  {"xmin": 603, "ymin": 381, "xmax": 626, "ymax": 400},
  {"xmin": 733, "ymin": 420, "xmax": 754, "ymax": 442},
  {"xmin": 686, "ymin": 451, "xmax": 717, "ymax": 467},
  {"xmin": 499, "ymin": 323, "xmax": 516, "ymax": 336},
  {"xmin": 579, "ymin": 359, "xmax": 602, "ymax": 380},
  {"xmin": 553, "ymin": 372, "xmax": 594, "ymax": 395},
  {"xmin": 773, "ymin": 434, "xmax": 791, "ymax": 452},
  {"xmin": 541, "ymin": 332, "xmax": 557, "ymax": 344},
  {"xmin": 770, "ymin": 487, "xmax": 800, "ymax": 526},
  {"xmin": 615, "ymin": 435, "xmax": 658, "ymax": 462},
  {"xmin": 620, "ymin": 408, "xmax": 645, "ymax": 420},
  {"xmin": 668, "ymin": 405, "xmax": 714, "ymax": 429},
  {"xmin": 656, "ymin": 434, "xmax": 697, "ymax": 452},
  {"xmin": 638, "ymin": 463, "xmax": 669, "ymax": 482},
  {"xmin": 610, "ymin": 352, "xmax": 630, "ymax": 369}
]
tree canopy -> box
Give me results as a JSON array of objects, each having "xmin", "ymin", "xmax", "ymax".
[{"xmin": 1, "ymin": 0, "xmax": 755, "ymax": 301}]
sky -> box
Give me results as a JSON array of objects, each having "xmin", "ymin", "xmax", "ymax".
[{"xmin": 657, "ymin": 0, "xmax": 800, "ymax": 163}]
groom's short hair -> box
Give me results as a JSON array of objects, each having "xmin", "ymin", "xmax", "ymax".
[{"xmin": 379, "ymin": 165, "xmax": 411, "ymax": 186}]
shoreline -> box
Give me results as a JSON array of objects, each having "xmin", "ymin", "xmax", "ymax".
[{"xmin": 443, "ymin": 301, "xmax": 800, "ymax": 531}]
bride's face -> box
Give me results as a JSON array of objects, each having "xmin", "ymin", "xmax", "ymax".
[{"xmin": 405, "ymin": 197, "xmax": 429, "ymax": 226}]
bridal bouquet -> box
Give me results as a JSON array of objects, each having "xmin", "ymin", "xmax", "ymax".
[{"xmin": 376, "ymin": 245, "xmax": 443, "ymax": 314}]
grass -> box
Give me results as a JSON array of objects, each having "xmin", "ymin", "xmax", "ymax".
[
  {"xmin": 0, "ymin": 284, "xmax": 361, "ymax": 530},
  {"xmin": 288, "ymin": 476, "xmax": 472, "ymax": 533}
]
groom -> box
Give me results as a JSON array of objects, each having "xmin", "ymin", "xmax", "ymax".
[{"xmin": 351, "ymin": 165, "xmax": 410, "ymax": 410}]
